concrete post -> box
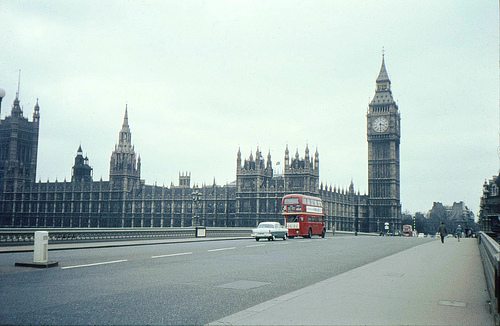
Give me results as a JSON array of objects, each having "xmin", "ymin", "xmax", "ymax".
[
  {"xmin": 33, "ymin": 231, "xmax": 49, "ymax": 263},
  {"xmin": 15, "ymin": 231, "xmax": 58, "ymax": 268}
]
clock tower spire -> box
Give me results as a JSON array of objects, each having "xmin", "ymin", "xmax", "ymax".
[{"xmin": 366, "ymin": 54, "xmax": 401, "ymax": 233}]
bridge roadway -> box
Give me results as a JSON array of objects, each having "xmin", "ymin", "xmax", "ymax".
[{"xmin": 0, "ymin": 235, "xmax": 493, "ymax": 325}]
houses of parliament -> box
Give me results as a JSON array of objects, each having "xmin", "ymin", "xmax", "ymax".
[{"xmin": 0, "ymin": 57, "xmax": 401, "ymax": 233}]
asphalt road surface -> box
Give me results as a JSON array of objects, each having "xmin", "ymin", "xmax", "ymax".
[{"xmin": 0, "ymin": 235, "xmax": 431, "ymax": 325}]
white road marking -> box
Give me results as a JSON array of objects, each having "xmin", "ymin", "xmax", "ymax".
[
  {"xmin": 151, "ymin": 252, "xmax": 193, "ymax": 259},
  {"xmin": 208, "ymin": 247, "xmax": 236, "ymax": 252},
  {"xmin": 246, "ymin": 244, "xmax": 265, "ymax": 248},
  {"xmin": 61, "ymin": 259, "xmax": 128, "ymax": 270}
]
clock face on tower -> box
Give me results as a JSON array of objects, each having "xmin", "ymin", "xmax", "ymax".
[{"xmin": 372, "ymin": 117, "xmax": 389, "ymax": 133}]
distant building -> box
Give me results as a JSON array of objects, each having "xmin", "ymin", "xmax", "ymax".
[
  {"xmin": 479, "ymin": 174, "xmax": 500, "ymax": 236},
  {"xmin": 0, "ymin": 56, "xmax": 400, "ymax": 232},
  {"xmin": 428, "ymin": 201, "xmax": 475, "ymax": 232}
]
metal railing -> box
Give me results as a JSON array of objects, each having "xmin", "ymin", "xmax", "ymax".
[
  {"xmin": 0, "ymin": 227, "xmax": 253, "ymax": 245},
  {"xmin": 478, "ymin": 231, "xmax": 500, "ymax": 323},
  {"xmin": 0, "ymin": 227, "xmax": 382, "ymax": 246}
]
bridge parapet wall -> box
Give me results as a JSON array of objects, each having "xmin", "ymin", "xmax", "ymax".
[
  {"xmin": 0, "ymin": 227, "xmax": 253, "ymax": 245},
  {"xmin": 478, "ymin": 231, "xmax": 500, "ymax": 324}
]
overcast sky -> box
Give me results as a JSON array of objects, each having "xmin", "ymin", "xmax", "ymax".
[{"xmin": 0, "ymin": 1, "xmax": 497, "ymax": 215}]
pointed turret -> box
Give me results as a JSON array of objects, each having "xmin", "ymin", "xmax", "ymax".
[
  {"xmin": 349, "ymin": 179, "xmax": 355, "ymax": 194},
  {"xmin": 11, "ymin": 96, "xmax": 22, "ymax": 118},
  {"xmin": 33, "ymin": 98, "xmax": 40, "ymax": 123},
  {"xmin": 11, "ymin": 70, "xmax": 23, "ymax": 118},
  {"xmin": 237, "ymin": 147, "xmax": 242, "ymax": 173},
  {"xmin": 314, "ymin": 147, "xmax": 319, "ymax": 170},
  {"xmin": 72, "ymin": 145, "xmax": 93, "ymax": 182},
  {"xmin": 122, "ymin": 105, "xmax": 129, "ymax": 128},
  {"xmin": 119, "ymin": 106, "xmax": 131, "ymax": 145},
  {"xmin": 109, "ymin": 107, "xmax": 140, "ymax": 190},
  {"xmin": 284, "ymin": 145, "xmax": 290, "ymax": 169},
  {"xmin": 376, "ymin": 54, "xmax": 390, "ymax": 83},
  {"xmin": 371, "ymin": 53, "xmax": 395, "ymax": 105}
]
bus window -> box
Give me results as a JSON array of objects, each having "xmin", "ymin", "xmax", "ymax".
[{"xmin": 284, "ymin": 198, "xmax": 299, "ymax": 205}]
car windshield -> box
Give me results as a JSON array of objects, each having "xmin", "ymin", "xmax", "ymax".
[{"xmin": 258, "ymin": 223, "xmax": 274, "ymax": 228}]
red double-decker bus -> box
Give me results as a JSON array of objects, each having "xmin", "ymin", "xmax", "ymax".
[{"xmin": 282, "ymin": 194, "xmax": 326, "ymax": 238}]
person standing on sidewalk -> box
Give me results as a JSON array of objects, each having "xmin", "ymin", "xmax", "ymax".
[
  {"xmin": 455, "ymin": 224, "xmax": 463, "ymax": 242},
  {"xmin": 438, "ymin": 222, "xmax": 447, "ymax": 244}
]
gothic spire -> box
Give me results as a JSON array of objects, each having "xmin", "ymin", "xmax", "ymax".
[
  {"xmin": 33, "ymin": 98, "xmax": 40, "ymax": 122},
  {"xmin": 122, "ymin": 105, "xmax": 130, "ymax": 131},
  {"xmin": 110, "ymin": 107, "xmax": 140, "ymax": 186},
  {"xmin": 16, "ymin": 69, "xmax": 21, "ymax": 100},
  {"xmin": 376, "ymin": 53, "xmax": 390, "ymax": 83},
  {"xmin": 118, "ymin": 105, "xmax": 132, "ymax": 147},
  {"xmin": 371, "ymin": 53, "xmax": 395, "ymax": 105}
]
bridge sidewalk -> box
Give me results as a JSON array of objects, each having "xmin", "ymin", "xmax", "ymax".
[{"xmin": 210, "ymin": 238, "xmax": 494, "ymax": 326}]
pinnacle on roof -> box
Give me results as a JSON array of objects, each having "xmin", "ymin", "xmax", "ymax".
[
  {"xmin": 376, "ymin": 54, "xmax": 390, "ymax": 83},
  {"xmin": 122, "ymin": 105, "xmax": 129, "ymax": 128}
]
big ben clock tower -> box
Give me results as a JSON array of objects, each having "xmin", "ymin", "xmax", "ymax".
[{"xmin": 367, "ymin": 55, "xmax": 401, "ymax": 233}]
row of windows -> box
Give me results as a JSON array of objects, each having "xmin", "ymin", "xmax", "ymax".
[
  {"xmin": 2, "ymin": 215, "xmax": 236, "ymax": 228},
  {"xmin": 3, "ymin": 201, "xmax": 235, "ymax": 214},
  {"xmin": 303, "ymin": 197, "xmax": 322, "ymax": 207}
]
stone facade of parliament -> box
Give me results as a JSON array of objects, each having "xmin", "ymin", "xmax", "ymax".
[{"xmin": 0, "ymin": 57, "xmax": 402, "ymax": 233}]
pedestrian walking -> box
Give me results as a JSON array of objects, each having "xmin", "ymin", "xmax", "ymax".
[
  {"xmin": 455, "ymin": 224, "xmax": 463, "ymax": 242},
  {"xmin": 438, "ymin": 222, "xmax": 447, "ymax": 244}
]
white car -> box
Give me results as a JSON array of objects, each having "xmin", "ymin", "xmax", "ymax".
[{"xmin": 251, "ymin": 222, "xmax": 288, "ymax": 241}]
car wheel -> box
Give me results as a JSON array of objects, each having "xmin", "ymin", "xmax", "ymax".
[{"xmin": 255, "ymin": 238, "xmax": 259, "ymax": 242}]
